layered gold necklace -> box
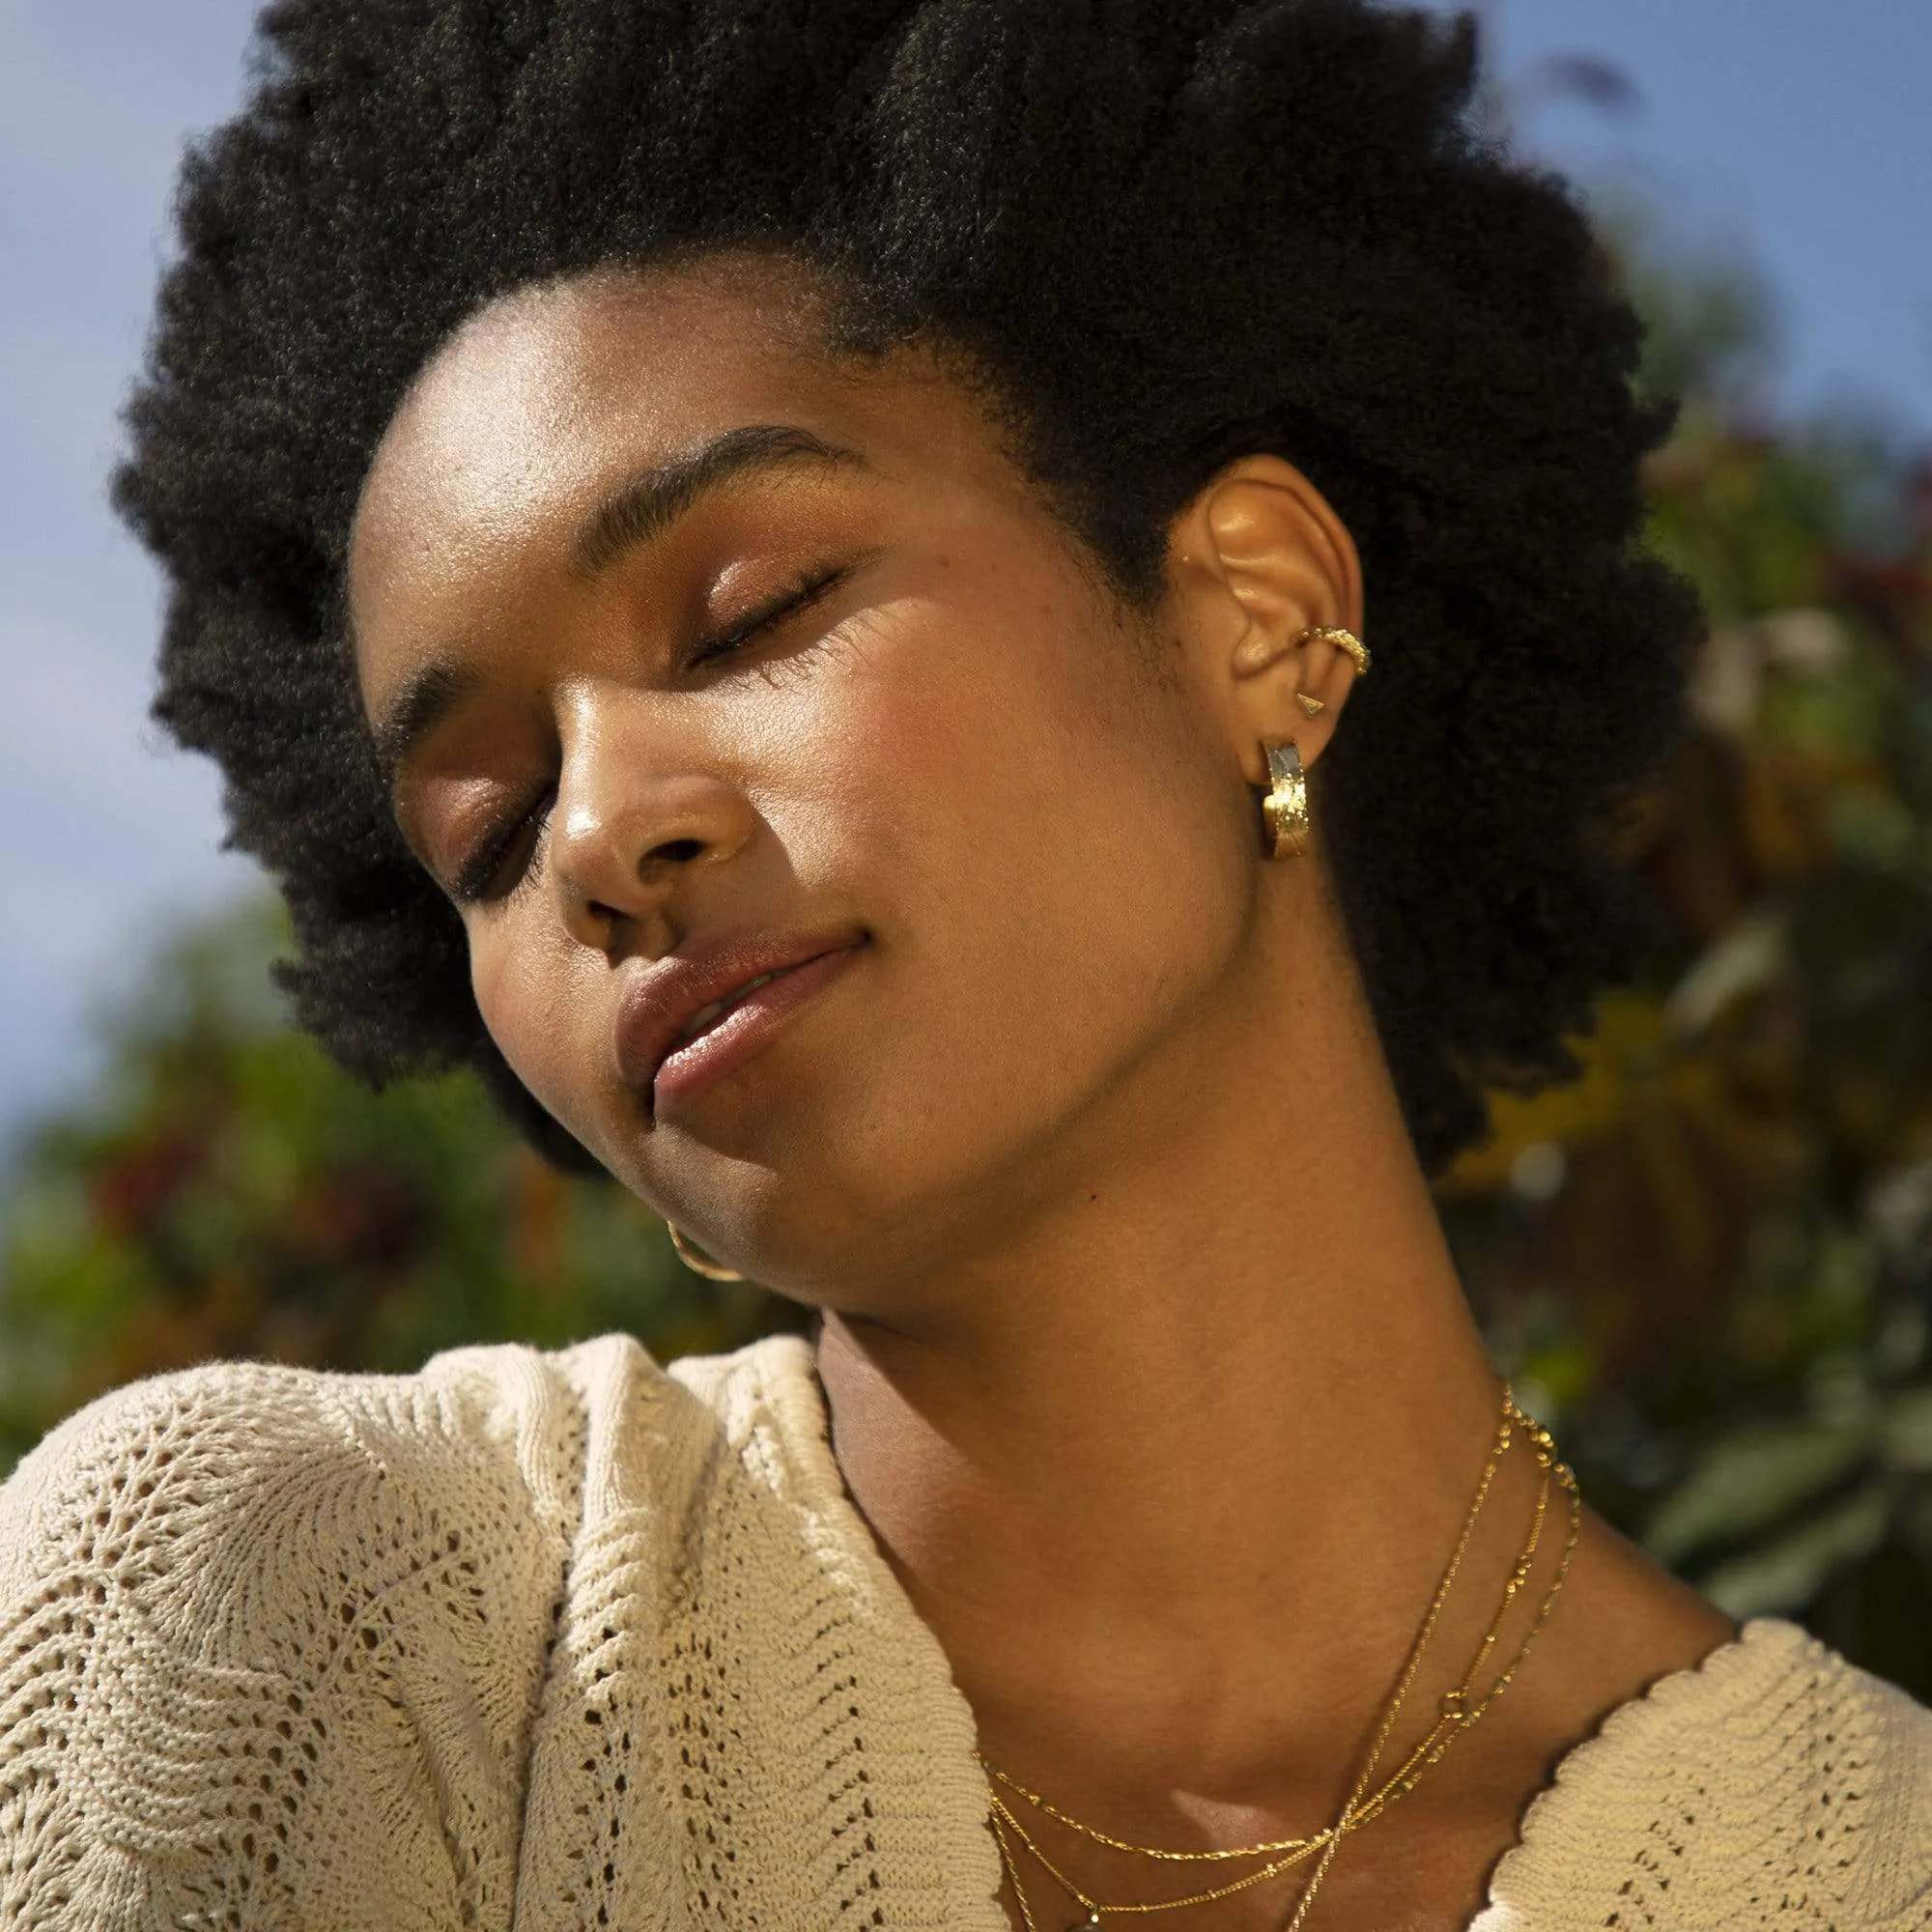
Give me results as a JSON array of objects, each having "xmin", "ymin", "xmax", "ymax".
[{"xmin": 979, "ymin": 1388, "xmax": 1580, "ymax": 1932}]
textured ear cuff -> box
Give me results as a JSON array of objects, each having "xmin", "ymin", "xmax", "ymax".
[
  {"xmin": 1262, "ymin": 742, "xmax": 1310, "ymax": 859},
  {"xmin": 1296, "ymin": 624, "xmax": 1370, "ymax": 677}
]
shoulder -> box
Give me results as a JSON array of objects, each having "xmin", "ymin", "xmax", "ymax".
[
  {"xmin": 1477, "ymin": 1619, "xmax": 1932, "ymax": 1930},
  {"xmin": 0, "ymin": 1326, "xmax": 819, "ymax": 1662},
  {"xmin": 0, "ymin": 1332, "xmax": 798, "ymax": 1928},
  {"xmin": 0, "ymin": 1329, "xmax": 811, "ymax": 1651},
  {"xmin": 2, "ymin": 1337, "xmax": 610, "ymax": 1605}
]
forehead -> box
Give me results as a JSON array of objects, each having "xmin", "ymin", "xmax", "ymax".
[
  {"xmin": 355, "ymin": 259, "xmax": 826, "ymax": 564},
  {"xmin": 347, "ymin": 256, "xmax": 1021, "ymax": 696}
]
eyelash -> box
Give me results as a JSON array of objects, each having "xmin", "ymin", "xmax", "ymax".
[
  {"xmin": 683, "ymin": 562, "xmax": 849, "ymax": 669},
  {"xmin": 451, "ymin": 789, "xmax": 554, "ymax": 906},
  {"xmin": 449, "ymin": 562, "xmax": 850, "ymax": 907}
]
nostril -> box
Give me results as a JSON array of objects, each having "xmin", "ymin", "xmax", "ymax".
[{"xmin": 648, "ymin": 838, "xmax": 705, "ymax": 866}]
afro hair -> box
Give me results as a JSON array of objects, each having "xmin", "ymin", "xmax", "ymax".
[{"xmin": 115, "ymin": 0, "xmax": 1702, "ymax": 1175}]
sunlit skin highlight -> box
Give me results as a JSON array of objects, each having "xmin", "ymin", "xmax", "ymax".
[{"xmin": 350, "ymin": 255, "xmax": 1731, "ymax": 1932}]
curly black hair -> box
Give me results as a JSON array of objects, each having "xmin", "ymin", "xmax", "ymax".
[{"xmin": 115, "ymin": 0, "xmax": 1700, "ymax": 1178}]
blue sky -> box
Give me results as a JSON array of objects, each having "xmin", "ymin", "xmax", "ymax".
[
  {"xmin": 2, "ymin": 0, "xmax": 1930, "ymax": 1146},
  {"xmin": 1462, "ymin": 0, "xmax": 1932, "ymax": 430}
]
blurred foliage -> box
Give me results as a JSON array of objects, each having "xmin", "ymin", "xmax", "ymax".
[
  {"xmin": 1439, "ymin": 240, "xmax": 1932, "ymax": 1696},
  {"xmin": 0, "ymin": 901, "xmax": 799, "ymax": 1476},
  {"xmin": 2, "ymin": 234, "xmax": 1929, "ymax": 1697}
]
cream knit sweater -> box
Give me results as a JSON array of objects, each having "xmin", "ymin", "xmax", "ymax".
[{"xmin": 0, "ymin": 1332, "xmax": 1926, "ymax": 1929}]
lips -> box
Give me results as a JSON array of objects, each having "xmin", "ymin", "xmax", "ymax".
[{"xmin": 613, "ymin": 927, "xmax": 867, "ymax": 1116}]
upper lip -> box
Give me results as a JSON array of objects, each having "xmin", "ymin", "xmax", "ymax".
[{"xmin": 612, "ymin": 924, "xmax": 867, "ymax": 1103}]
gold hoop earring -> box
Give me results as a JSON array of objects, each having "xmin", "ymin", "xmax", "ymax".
[
  {"xmin": 668, "ymin": 1223, "xmax": 746, "ymax": 1282},
  {"xmin": 1296, "ymin": 625, "xmax": 1370, "ymax": 677},
  {"xmin": 1262, "ymin": 742, "xmax": 1310, "ymax": 859}
]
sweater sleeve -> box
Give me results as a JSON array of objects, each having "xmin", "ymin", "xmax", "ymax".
[
  {"xmin": 1472, "ymin": 1618, "xmax": 1932, "ymax": 1931},
  {"xmin": 0, "ymin": 1348, "xmax": 584, "ymax": 1932}
]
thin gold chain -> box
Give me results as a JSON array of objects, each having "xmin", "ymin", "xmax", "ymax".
[
  {"xmin": 1277, "ymin": 1398, "xmax": 1541, "ymax": 1932},
  {"xmin": 1284, "ymin": 1424, "xmax": 1581, "ymax": 1932},
  {"xmin": 1360, "ymin": 1445, "xmax": 1582, "ymax": 1824},
  {"xmin": 1344, "ymin": 1450, "xmax": 1554, "ymax": 1831},
  {"xmin": 981, "ymin": 1388, "xmax": 1516, "ymax": 1867},
  {"xmin": 994, "ymin": 1815, "xmax": 1043, "ymax": 1932},
  {"xmin": 981, "ymin": 1389, "xmax": 1517, "ymax": 1867},
  {"xmin": 981, "ymin": 1390, "xmax": 1583, "ymax": 1929},
  {"xmin": 981, "ymin": 1765, "xmax": 1323, "ymax": 1864},
  {"xmin": 991, "ymin": 1793, "xmax": 1334, "ymax": 1918}
]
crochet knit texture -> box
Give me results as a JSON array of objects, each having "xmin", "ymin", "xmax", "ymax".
[{"xmin": 0, "ymin": 1332, "xmax": 1926, "ymax": 1929}]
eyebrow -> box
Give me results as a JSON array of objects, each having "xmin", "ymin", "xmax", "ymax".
[
  {"xmin": 370, "ymin": 422, "xmax": 867, "ymax": 783},
  {"xmin": 371, "ymin": 659, "xmax": 482, "ymax": 785},
  {"xmin": 570, "ymin": 422, "xmax": 866, "ymax": 579}
]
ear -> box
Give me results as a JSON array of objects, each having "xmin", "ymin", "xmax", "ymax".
[{"xmin": 1164, "ymin": 455, "xmax": 1365, "ymax": 789}]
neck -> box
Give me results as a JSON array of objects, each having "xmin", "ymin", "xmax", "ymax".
[{"xmin": 814, "ymin": 877, "xmax": 1511, "ymax": 1818}]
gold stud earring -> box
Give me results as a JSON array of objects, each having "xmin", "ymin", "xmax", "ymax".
[
  {"xmin": 1295, "ymin": 625, "xmax": 1370, "ymax": 677},
  {"xmin": 668, "ymin": 1223, "xmax": 746, "ymax": 1281},
  {"xmin": 1295, "ymin": 691, "xmax": 1325, "ymax": 717},
  {"xmin": 1262, "ymin": 741, "xmax": 1310, "ymax": 859}
]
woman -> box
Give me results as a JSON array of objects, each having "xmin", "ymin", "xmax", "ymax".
[{"xmin": 2, "ymin": 0, "xmax": 1925, "ymax": 1924}]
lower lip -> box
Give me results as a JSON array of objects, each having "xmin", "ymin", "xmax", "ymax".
[{"xmin": 652, "ymin": 943, "xmax": 865, "ymax": 1118}]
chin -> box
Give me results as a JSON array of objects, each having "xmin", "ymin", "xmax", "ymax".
[{"xmin": 605, "ymin": 1113, "xmax": 972, "ymax": 1306}]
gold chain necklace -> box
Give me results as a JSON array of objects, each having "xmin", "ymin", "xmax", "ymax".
[
  {"xmin": 988, "ymin": 1463, "xmax": 1570, "ymax": 1930},
  {"xmin": 1280, "ymin": 1433, "xmax": 1579, "ymax": 1932},
  {"xmin": 982, "ymin": 1391, "xmax": 1581, "ymax": 1930}
]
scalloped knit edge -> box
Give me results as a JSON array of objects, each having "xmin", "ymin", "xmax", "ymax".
[{"xmin": 1470, "ymin": 1617, "xmax": 1828, "ymax": 1926}]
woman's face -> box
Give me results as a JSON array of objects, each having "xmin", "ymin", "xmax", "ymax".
[{"xmin": 350, "ymin": 258, "xmax": 1272, "ymax": 1301}]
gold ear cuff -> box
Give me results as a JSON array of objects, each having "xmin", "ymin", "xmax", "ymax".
[{"xmin": 1298, "ymin": 624, "xmax": 1370, "ymax": 676}]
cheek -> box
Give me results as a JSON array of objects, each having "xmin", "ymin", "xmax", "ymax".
[
  {"xmin": 948, "ymin": 664, "xmax": 1246, "ymax": 1028},
  {"xmin": 455, "ymin": 558, "xmax": 1259, "ymax": 1225},
  {"xmin": 469, "ymin": 914, "xmax": 609, "ymax": 1142},
  {"xmin": 801, "ymin": 580, "xmax": 1257, "ymax": 1163}
]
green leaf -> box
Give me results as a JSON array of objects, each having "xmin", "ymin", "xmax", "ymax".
[
  {"xmin": 1696, "ymin": 1479, "xmax": 1895, "ymax": 1619},
  {"xmin": 1644, "ymin": 1420, "xmax": 1870, "ymax": 1565}
]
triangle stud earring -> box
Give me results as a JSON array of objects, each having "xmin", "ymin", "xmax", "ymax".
[{"xmin": 1295, "ymin": 691, "xmax": 1326, "ymax": 717}]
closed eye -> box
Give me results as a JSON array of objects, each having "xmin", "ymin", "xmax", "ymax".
[
  {"xmin": 451, "ymin": 785, "xmax": 555, "ymax": 906},
  {"xmin": 685, "ymin": 562, "xmax": 851, "ymax": 670},
  {"xmin": 449, "ymin": 561, "xmax": 858, "ymax": 906}
]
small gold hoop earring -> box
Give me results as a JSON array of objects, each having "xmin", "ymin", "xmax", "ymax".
[
  {"xmin": 668, "ymin": 1222, "xmax": 746, "ymax": 1282},
  {"xmin": 1262, "ymin": 742, "xmax": 1310, "ymax": 859},
  {"xmin": 1296, "ymin": 625, "xmax": 1370, "ymax": 677}
]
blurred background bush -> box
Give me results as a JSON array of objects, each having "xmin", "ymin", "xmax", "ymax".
[{"xmin": 3, "ymin": 228, "xmax": 1929, "ymax": 1696}]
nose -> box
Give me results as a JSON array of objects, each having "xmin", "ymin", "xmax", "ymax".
[{"xmin": 548, "ymin": 686, "xmax": 757, "ymax": 954}]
